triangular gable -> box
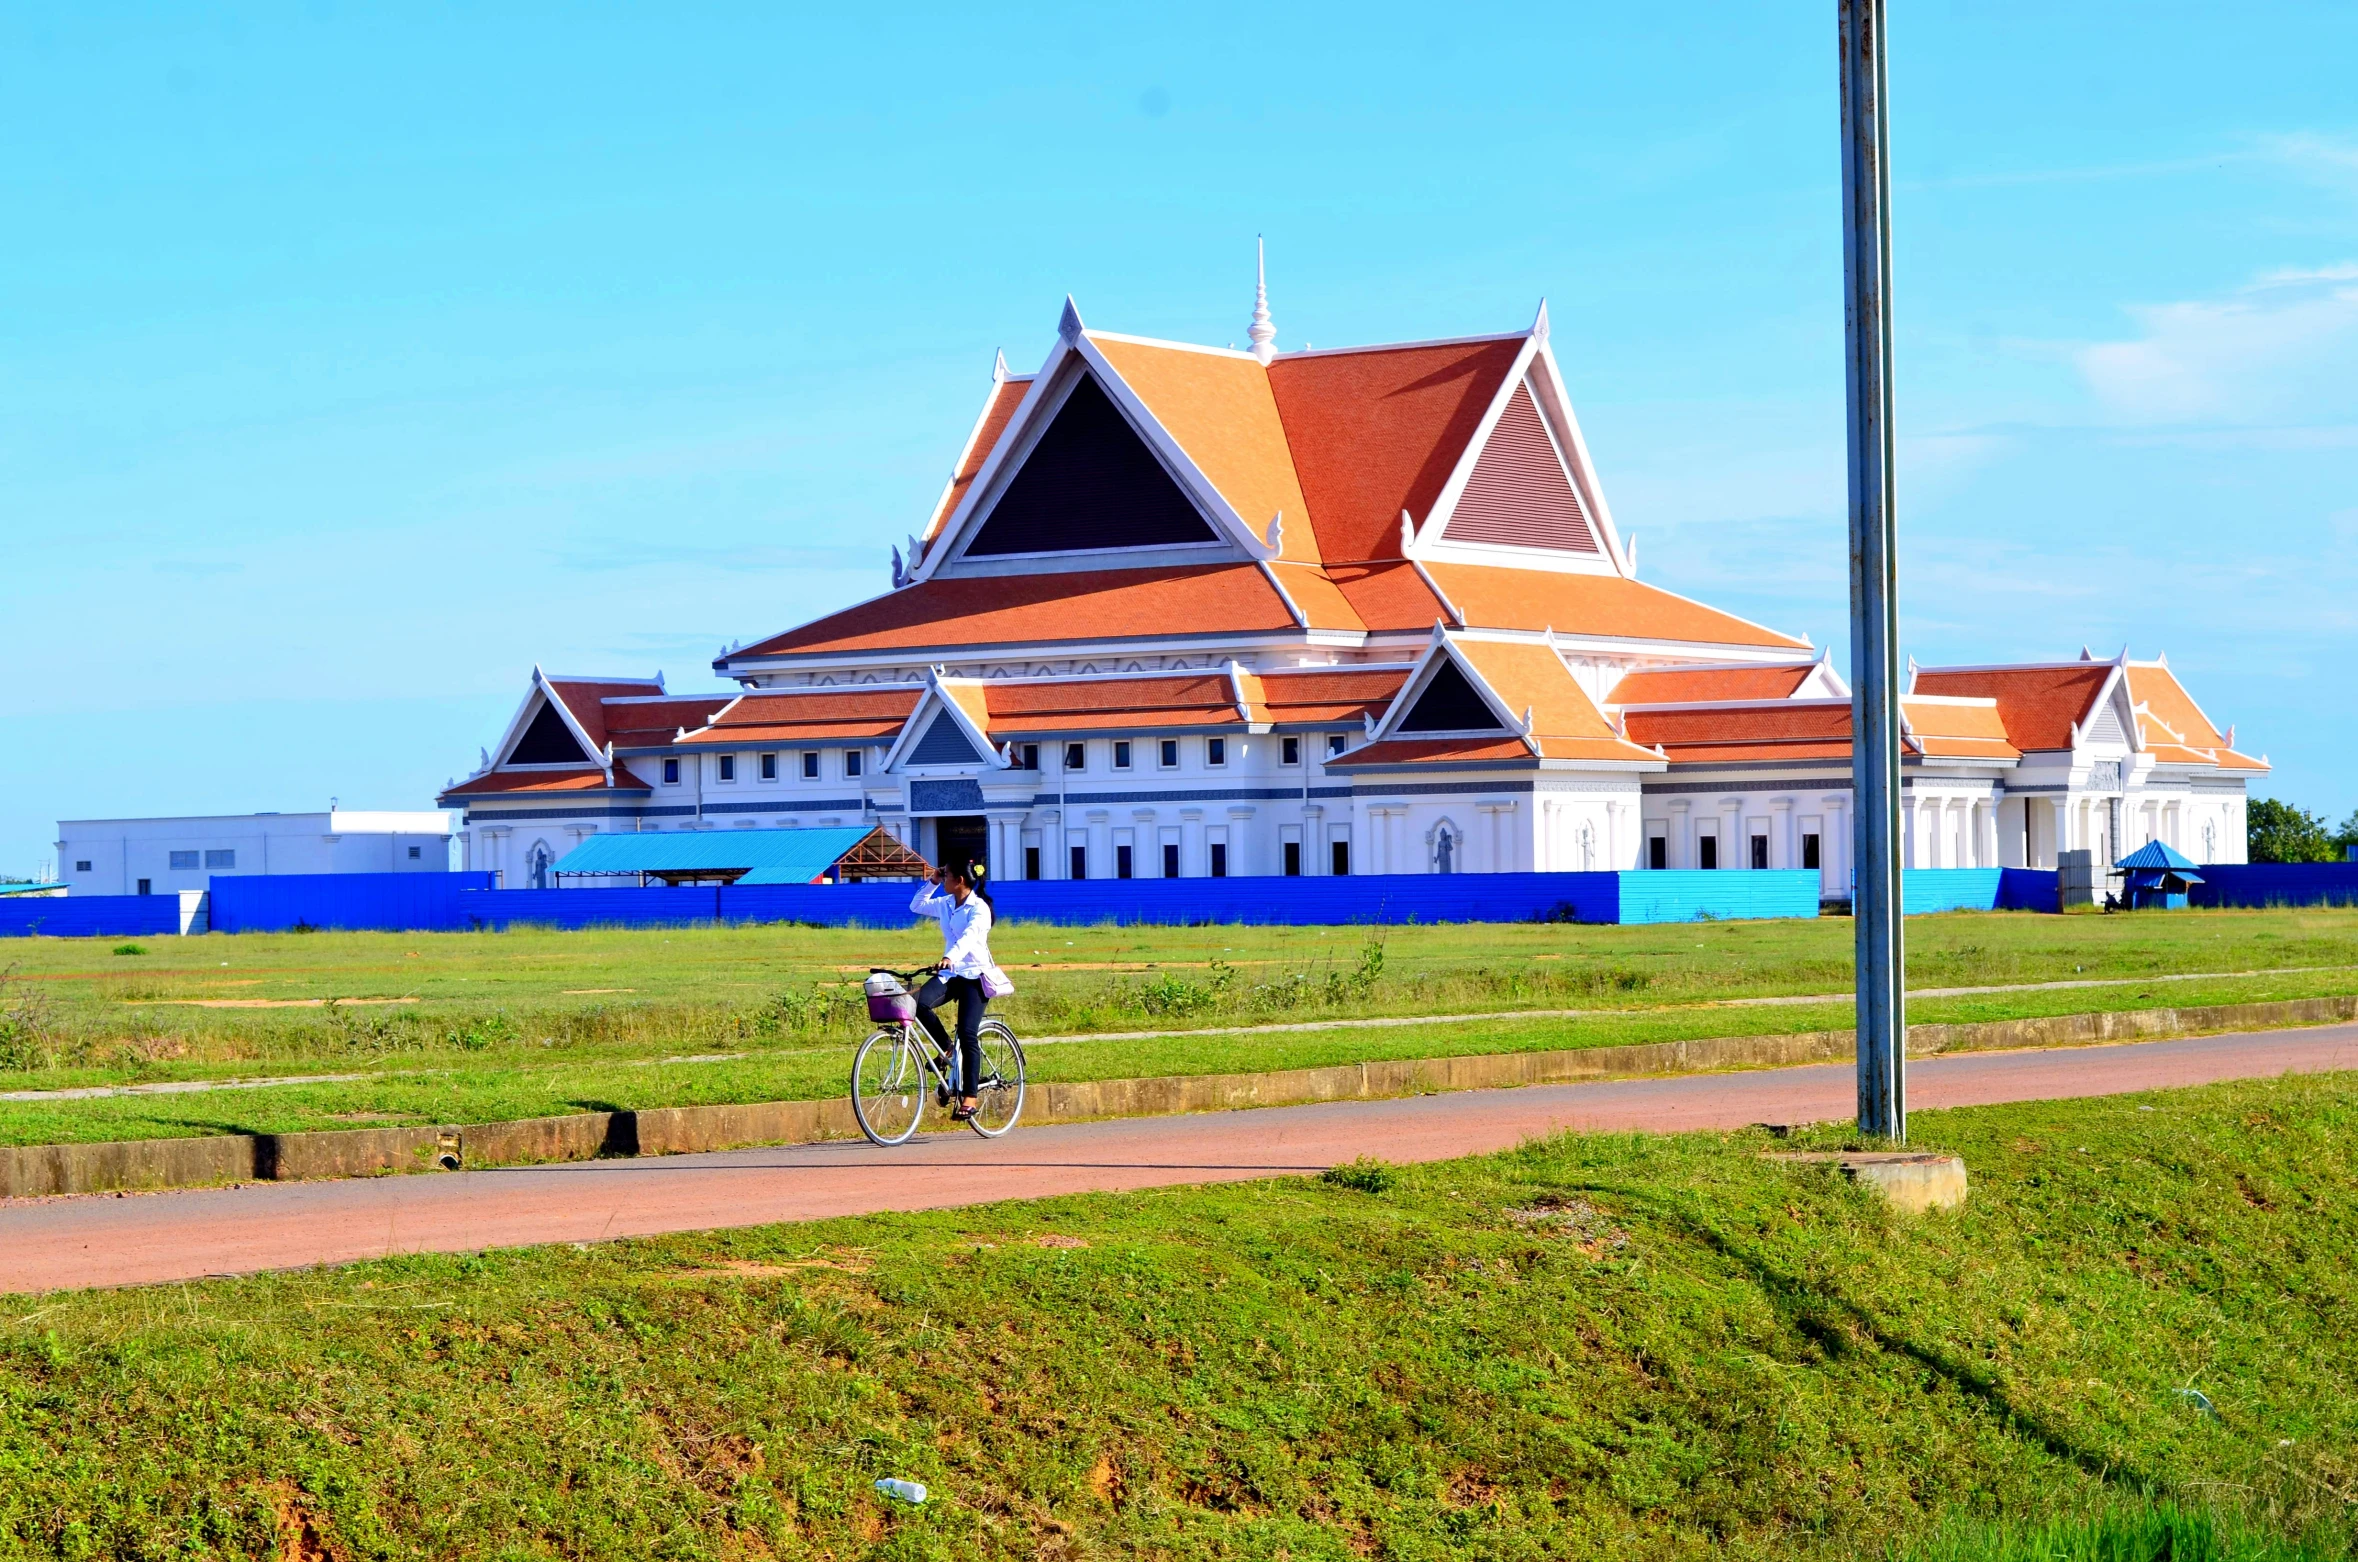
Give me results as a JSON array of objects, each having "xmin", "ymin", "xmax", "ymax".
[
  {"xmin": 909, "ymin": 710, "xmax": 986, "ymax": 766},
  {"xmin": 510, "ymin": 700, "xmax": 594, "ymax": 764},
  {"xmin": 1397, "ymin": 657, "xmax": 1511, "ymax": 734},
  {"xmin": 880, "ymin": 675, "xmax": 1005, "ymax": 773},
  {"xmin": 962, "ymin": 370, "xmax": 1222, "ymax": 557},
  {"xmin": 1439, "ymin": 378, "xmax": 1600, "ymax": 554}
]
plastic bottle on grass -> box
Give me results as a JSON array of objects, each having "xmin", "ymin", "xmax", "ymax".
[{"xmin": 875, "ymin": 1478, "xmax": 928, "ymax": 1505}]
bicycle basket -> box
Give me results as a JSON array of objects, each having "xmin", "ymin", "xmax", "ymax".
[{"xmin": 864, "ymin": 972, "xmax": 917, "ymax": 1022}]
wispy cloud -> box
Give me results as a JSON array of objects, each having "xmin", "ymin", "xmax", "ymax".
[{"xmin": 2075, "ymin": 265, "xmax": 2358, "ymax": 425}]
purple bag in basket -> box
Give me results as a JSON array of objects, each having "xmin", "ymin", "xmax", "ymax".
[{"xmin": 864, "ymin": 972, "xmax": 917, "ymax": 1022}]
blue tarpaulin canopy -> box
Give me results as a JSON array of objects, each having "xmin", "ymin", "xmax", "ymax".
[{"xmin": 552, "ymin": 826, "xmax": 911, "ymax": 886}]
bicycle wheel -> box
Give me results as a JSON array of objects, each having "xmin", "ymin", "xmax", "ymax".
[
  {"xmin": 966, "ymin": 1019, "xmax": 1027, "ymax": 1138},
  {"xmin": 851, "ymin": 1027, "xmax": 928, "ymax": 1146}
]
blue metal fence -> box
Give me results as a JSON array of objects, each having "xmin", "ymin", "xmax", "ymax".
[
  {"xmin": 0, "ymin": 896, "xmax": 186, "ymax": 939},
  {"xmin": 209, "ymin": 873, "xmax": 496, "ymax": 934},
  {"xmin": 163, "ymin": 868, "xmax": 1829, "ymax": 936},
  {"xmin": 2189, "ymin": 864, "xmax": 2358, "ymax": 909}
]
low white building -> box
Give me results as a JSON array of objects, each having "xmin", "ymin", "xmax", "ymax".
[{"xmin": 57, "ymin": 811, "xmax": 459, "ymax": 897}]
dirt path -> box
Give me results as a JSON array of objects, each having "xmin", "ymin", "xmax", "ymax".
[{"xmin": 5, "ymin": 1021, "xmax": 2353, "ymax": 1295}]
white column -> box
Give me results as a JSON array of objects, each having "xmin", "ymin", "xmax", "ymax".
[
  {"xmin": 1720, "ymin": 797, "xmax": 1744, "ymax": 869},
  {"xmin": 1180, "ymin": 807, "xmax": 1204, "ymax": 877},
  {"xmin": 1226, "ymin": 806, "xmax": 1256, "ymax": 875},
  {"xmin": 1670, "ymin": 798, "xmax": 1692, "ymax": 868},
  {"xmin": 2048, "ymin": 797, "xmax": 2069, "ymax": 864},
  {"xmin": 1770, "ymin": 796, "xmax": 1794, "ymax": 869},
  {"xmin": 1901, "ymin": 796, "xmax": 1917, "ymax": 869},
  {"xmin": 1978, "ymin": 799, "xmax": 1998, "ymax": 868},
  {"xmin": 1821, "ymin": 795, "xmax": 1847, "ymax": 894},
  {"xmin": 1300, "ymin": 805, "xmax": 1324, "ymax": 874},
  {"xmin": 1603, "ymin": 800, "xmax": 1621, "ymax": 870}
]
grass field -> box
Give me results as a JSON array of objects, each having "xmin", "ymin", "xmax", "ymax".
[
  {"xmin": 0, "ymin": 908, "xmax": 2353, "ymax": 1148},
  {"xmin": 3, "ymin": 1073, "xmax": 2351, "ymax": 1559}
]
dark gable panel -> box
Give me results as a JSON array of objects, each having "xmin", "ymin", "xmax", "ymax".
[
  {"xmin": 511, "ymin": 700, "xmax": 593, "ymax": 764},
  {"xmin": 909, "ymin": 710, "xmax": 985, "ymax": 766},
  {"xmin": 1397, "ymin": 658, "xmax": 1507, "ymax": 733},
  {"xmin": 965, "ymin": 373, "xmax": 1221, "ymax": 556}
]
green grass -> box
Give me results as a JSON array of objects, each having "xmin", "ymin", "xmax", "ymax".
[
  {"xmin": 3, "ymin": 1074, "xmax": 2352, "ymax": 1559},
  {"xmin": 0, "ymin": 908, "xmax": 2352, "ymax": 1148}
]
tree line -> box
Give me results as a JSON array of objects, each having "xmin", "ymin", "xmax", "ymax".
[{"xmin": 2247, "ymin": 799, "xmax": 2358, "ymax": 864}]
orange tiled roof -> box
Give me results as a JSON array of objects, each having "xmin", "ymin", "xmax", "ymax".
[
  {"xmin": 1325, "ymin": 560, "xmax": 1453, "ymax": 632},
  {"xmin": 1911, "ymin": 664, "xmax": 2109, "ymax": 752},
  {"xmin": 2125, "ymin": 662, "xmax": 2229, "ymax": 748},
  {"xmin": 924, "ymin": 376, "xmax": 1031, "ymax": 547},
  {"xmin": 1266, "ymin": 338, "xmax": 1525, "ymax": 563},
  {"xmin": 1624, "ymin": 702, "xmax": 1850, "ymax": 755},
  {"xmin": 1606, "ymin": 664, "xmax": 1819, "ymax": 704},
  {"xmin": 1452, "ymin": 639, "xmax": 1620, "ymax": 739},
  {"xmin": 677, "ymin": 688, "xmax": 921, "ymax": 746},
  {"xmin": 1422, "ymin": 563, "xmax": 1809, "ymax": 648},
  {"xmin": 1091, "ymin": 337, "xmax": 1319, "ymax": 565},
  {"xmin": 1251, "ymin": 666, "xmax": 1410, "ymax": 725},
  {"xmin": 735, "ymin": 564, "xmax": 1301, "ymax": 660},
  {"xmin": 601, "ymin": 697, "xmax": 735, "ymax": 750},
  {"xmin": 983, "ymin": 674, "xmax": 1243, "ymax": 734},
  {"xmin": 1341, "ymin": 737, "xmax": 1537, "ymax": 766},
  {"xmin": 544, "ymin": 680, "xmax": 666, "ymax": 751},
  {"xmin": 439, "ymin": 766, "xmax": 651, "ymax": 800}
]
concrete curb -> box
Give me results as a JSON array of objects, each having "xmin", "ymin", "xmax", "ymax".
[{"xmin": 5, "ymin": 992, "xmax": 2352, "ymax": 1198}]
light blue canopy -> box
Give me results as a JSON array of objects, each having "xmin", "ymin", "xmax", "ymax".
[{"xmin": 551, "ymin": 826, "xmax": 878, "ymax": 885}]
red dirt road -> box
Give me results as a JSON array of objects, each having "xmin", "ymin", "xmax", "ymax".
[{"xmin": 6, "ymin": 1022, "xmax": 2354, "ymax": 1295}]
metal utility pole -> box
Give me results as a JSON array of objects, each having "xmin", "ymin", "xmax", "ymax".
[{"xmin": 1841, "ymin": 0, "xmax": 1905, "ymax": 1141}]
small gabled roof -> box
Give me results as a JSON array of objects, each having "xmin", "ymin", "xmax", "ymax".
[
  {"xmin": 1340, "ymin": 628, "xmax": 1662, "ymax": 769},
  {"xmin": 602, "ymin": 696, "xmax": 735, "ymax": 751},
  {"xmin": 1910, "ymin": 661, "xmax": 2113, "ymax": 752},
  {"xmin": 1901, "ymin": 696, "xmax": 2020, "ymax": 760},
  {"xmin": 439, "ymin": 765, "xmax": 653, "ymax": 802},
  {"xmin": 2116, "ymin": 839, "xmax": 2203, "ymax": 874},
  {"xmin": 878, "ymin": 672, "xmax": 1003, "ymax": 772},
  {"xmin": 676, "ymin": 686, "xmax": 921, "ymax": 747}
]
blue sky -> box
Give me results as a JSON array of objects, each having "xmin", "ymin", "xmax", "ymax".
[{"xmin": 5, "ymin": 3, "xmax": 2355, "ymax": 875}]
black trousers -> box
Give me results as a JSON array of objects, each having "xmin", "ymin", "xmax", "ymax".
[{"xmin": 913, "ymin": 973, "xmax": 986, "ymax": 1097}]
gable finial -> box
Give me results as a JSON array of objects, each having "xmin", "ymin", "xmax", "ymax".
[
  {"xmin": 1531, "ymin": 297, "xmax": 1550, "ymax": 344},
  {"xmin": 991, "ymin": 349, "xmax": 1009, "ymax": 383},
  {"xmin": 1399, "ymin": 509, "xmax": 1416, "ymax": 556},
  {"xmin": 1058, "ymin": 296, "xmax": 1084, "ymax": 344},
  {"xmin": 1248, "ymin": 236, "xmax": 1277, "ymax": 364}
]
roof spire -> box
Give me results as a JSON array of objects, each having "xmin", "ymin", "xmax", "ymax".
[{"xmin": 1247, "ymin": 236, "xmax": 1277, "ymax": 364}]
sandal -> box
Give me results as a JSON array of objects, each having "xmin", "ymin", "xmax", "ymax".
[{"xmin": 951, "ymin": 1100, "xmax": 980, "ymax": 1122}]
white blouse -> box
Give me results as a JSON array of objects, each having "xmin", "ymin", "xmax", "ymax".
[{"xmin": 910, "ymin": 884, "xmax": 994, "ymax": 978}]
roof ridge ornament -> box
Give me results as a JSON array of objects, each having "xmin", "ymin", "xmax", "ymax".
[
  {"xmin": 1530, "ymin": 297, "xmax": 1550, "ymax": 345},
  {"xmin": 1058, "ymin": 296, "xmax": 1084, "ymax": 344},
  {"xmin": 992, "ymin": 349, "xmax": 1009, "ymax": 384},
  {"xmin": 1247, "ymin": 237, "xmax": 1277, "ymax": 364}
]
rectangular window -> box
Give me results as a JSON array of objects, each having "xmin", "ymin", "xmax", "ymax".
[
  {"xmin": 1330, "ymin": 840, "xmax": 1350, "ymax": 876},
  {"xmin": 409, "ymin": 845, "xmax": 423, "ymax": 859},
  {"xmin": 1327, "ymin": 733, "xmax": 1347, "ymax": 757},
  {"xmin": 1017, "ymin": 743, "xmax": 1039, "ymax": 771},
  {"xmin": 845, "ymin": 750, "xmax": 864, "ymax": 778},
  {"xmin": 75, "ymin": 860, "xmax": 92, "ymax": 873},
  {"xmin": 1069, "ymin": 844, "xmax": 1087, "ymax": 880},
  {"xmin": 1750, "ymin": 834, "xmax": 1769, "ymax": 870},
  {"xmin": 205, "ymin": 849, "xmax": 236, "ymax": 869},
  {"xmin": 169, "ymin": 850, "xmax": 199, "ymax": 870},
  {"xmin": 801, "ymin": 751, "xmax": 819, "ymax": 780},
  {"xmin": 1802, "ymin": 833, "xmax": 1822, "ymax": 870},
  {"xmin": 663, "ymin": 758, "xmax": 682, "ymax": 785},
  {"xmin": 1163, "ymin": 841, "xmax": 1180, "ymax": 878},
  {"xmin": 1210, "ymin": 843, "xmax": 1228, "ymax": 877},
  {"xmin": 760, "ymin": 752, "xmax": 778, "ymax": 781},
  {"xmin": 1281, "ymin": 735, "xmax": 1300, "ymax": 765},
  {"xmin": 1112, "ymin": 740, "xmax": 1132, "ymax": 770},
  {"xmin": 718, "ymin": 754, "xmax": 736, "ymax": 782},
  {"xmin": 1284, "ymin": 841, "xmax": 1302, "ymax": 876},
  {"xmin": 1024, "ymin": 845, "xmax": 1041, "ymax": 881},
  {"xmin": 1064, "ymin": 741, "xmax": 1086, "ymax": 772},
  {"xmin": 1159, "ymin": 738, "xmax": 1179, "ymax": 768},
  {"xmin": 1116, "ymin": 844, "xmax": 1134, "ymax": 879},
  {"xmin": 1206, "ymin": 737, "xmax": 1227, "ymax": 767},
  {"xmin": 1648, "ymin": 836, "xmax": 1668, "ymax": 870},
  {"xmin": 137, "ymin": 878, "xmax": 151, "ymax": 896},
  {"xmin": 1698, "ymin": 836, "xmax": 1719, "ymax": 870}
]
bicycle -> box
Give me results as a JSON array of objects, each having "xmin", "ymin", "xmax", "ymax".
[{"xmin": 851, "ymin": 967, "xmax": 1027, "ymax": 1146}]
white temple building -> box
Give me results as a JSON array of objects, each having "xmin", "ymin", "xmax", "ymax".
[{"xmin": 441, "ymin": 273, "xmax": 2265, "ymax": 892}]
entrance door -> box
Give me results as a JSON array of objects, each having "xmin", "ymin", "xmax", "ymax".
[{"xmin": 934, "ymin": 815, "xmax": 989, "ymax": 878}]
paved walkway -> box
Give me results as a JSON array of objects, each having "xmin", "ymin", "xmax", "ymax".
[{"xmin": 5, "ymin": 1021, "xmax": 2354, "ymax": 1295}]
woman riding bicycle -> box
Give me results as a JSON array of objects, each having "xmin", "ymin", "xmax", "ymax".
[{"xmin": 908, "ymin": 859, "xmax": 995, "ymax": 1121}]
